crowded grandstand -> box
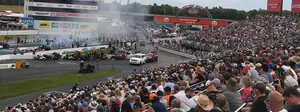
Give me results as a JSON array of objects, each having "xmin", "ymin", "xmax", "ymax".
[{"xmin": 0, "ymin": 0, "xmax": 300, "ymax": 112}]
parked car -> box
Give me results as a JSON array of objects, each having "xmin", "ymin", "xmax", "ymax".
[
  {"xmin": 145, "ymin": 53, "xmax": 158, "ymax": 62},
  {"xmin": 129, "ymin": 53, "xmax": 147, "ymax": 65}
]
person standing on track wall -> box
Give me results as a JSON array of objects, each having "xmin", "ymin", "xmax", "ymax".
[{"xmin": 80, "ymin": 60, "xmax": 84, "ymax": 70}]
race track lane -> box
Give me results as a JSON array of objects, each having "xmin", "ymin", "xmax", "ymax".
[{"xmin": 0, "ymin": 45, "xmax": 188, "ymax": 108}]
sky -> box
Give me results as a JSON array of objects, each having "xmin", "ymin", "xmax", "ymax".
[{"xmin": 103, "ymin": 0, "xmax": 293, "ymax": 11}]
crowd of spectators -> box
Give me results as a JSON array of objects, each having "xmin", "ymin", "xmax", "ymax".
[
  {"xmin": 159, "ymin": 15, "xmax": 300, "ymax": 59},
  {"xmin": 2, "ymin": 15, "xmax": 300, "ymax": 112}
]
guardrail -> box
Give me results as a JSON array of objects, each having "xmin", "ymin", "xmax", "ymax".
[
  {"xmin": 0, "ymin": 30, "xmax": 39, "ymax": 35},
  {"xmin": 234, "ymin": 103, "xmax": 247, "ymax": 112},
  {"xmin": 157, "ymin": 46, "xmax": 196, "ymax": 59},
  {"xmin": 153, "ymin": 36, "xmax": 187, "ymax": 43},
  {"xmin": 0, "ymin": 45, "xmax": 109, "ymax": 60}
]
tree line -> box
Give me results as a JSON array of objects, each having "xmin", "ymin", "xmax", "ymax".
[{"xmin": 0, "ymin": 0, "xmax": 292, "ymax": 20}]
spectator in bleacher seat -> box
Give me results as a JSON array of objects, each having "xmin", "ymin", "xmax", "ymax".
[
  {"xmin": 147, "ymin": 93, "xmax": 168, "ymax": 112},
  {"xmin": 165, "ymin": 78, "xmax": 176, "ymax": 90},
  {"xmin": 164, "ymin": 86, "xmax": 173, "ymax": 106},
  {"xmin": 140, "ymin": 88, "xmax": 150, "ymax": 104},
  {"xmin": 171, "ymin": 98, "xmax": 186, "ymax": 112},
  {"xmin": 284, "ymin": 71, "xmax": 299, "ymax": 89},
  {"xmin": 212, "ymin": 78, "xmax": 226, "ymax": 93},
  {"xmin": 282, "ymin": 61, "xmax": 298, "ymax": 80},
  {"xmin": 205, "ymin": 84, "xmax": 230, "ymax": 112},
  {"xmin": 251, "ymin": 82, "xmax": 269, "ymax": 112},
  {"xmin": 121, "ymin": 93, "xmax": 134, "ymax": 112},
  {"xmin": 240, "ymin": 76, "xmax": 252, "ymax": 103},
  {"xmin": 283, "ymin": 87, "xmax": 300, "ymax": 112},
  {"xmin": 157, "ymin": 90, "xmax": 168, "ymax": 108},
  {"xmin": 262, "ymin": 63, "xmax": 274, "ymax": 84},
  {"xmin": 266, "ymin": 91, "xmax": 287, "ymax": 112},
  {"xmin": 255, "ymin": 63, "xmax": 264, "ymax": 75},
  {"xmin": 110, "ymin": 96, "xmax": 121, "ymax": 112},
  {"xmin": 191, "ymin": 94, "xmax": 214, "ymax": 112},
  {"xmin": 223, "ymin": 78, "xmax": 243, "ymax": 112},
  {"xmin": 247, "ymin": 63, "xmax": 260, "ymax": 81},
  {"xmin": 258, "ymin": 76, "xmax": 275, "ymax": 93}
]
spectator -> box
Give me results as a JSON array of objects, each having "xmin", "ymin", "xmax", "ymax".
[
  {"xmin": 212, "ymin": 78, "xmax": 226, "ymax": 92},
  {"xmin": 157, "ymin": 90, "xmax": 168, "ymax": 108},
  {"xmin": 147, "ymin": 93, "xmax": 168, "ymax": 112},
  {"xmin": 283, "ymin": 87, "xmax": 300, "ymax": 112},
  {"xmin": 259, "ymin": 76, "xmax": 275, "ymax": 93},
  {"xmin": 205, "ymin": 84, "xmax": 230, "ymax": 112},
  {"xmin": 251, "ymin": 82, "xmax": 269, "ymax": 112},
  {"xmin": 247, "ymin": 63, "xmax": 260, "ymax": 81},
  {"xmin": 284, "ymin": 72, "xmax": 299, "ymax": 89},
  {"xmin": 133, "ymin": 95, "xmax": 146, "ymax": 111},
  {"xmin": 164, "ymin": 86, "xmax": 173, "ymax": 106},
  {"xmin": 223, "ymin": 78, "xmax": 243, "ymax": 112},
  {"xmin": 262, "ymin": 64, "xmax": 274, "ymax": 83},
  {"xmin": 267, "ymin": 91, "xmax": 287, "ymax": 112},
  {"xmin": 240, "ymin": 76, "xmax": 252, "ymax": 103},
  {"xmin": 110, "ymin": 96, "xmax": 120, "ymax": 112},
  {"xmin": 121, "ymin": 93, "xmax": 134, "ymax": 112},
  {"xmin": 170, "ymin": 98, "xmax": 185, "ymax": 112},
  {"xmin": 191, "ymin": 94, "xmax": 214, "ymax": 112}
]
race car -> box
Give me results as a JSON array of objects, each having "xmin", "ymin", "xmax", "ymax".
[
  {"xmin": 140, "ymin": 41, "xmax": 146, "ymax": 46},
  {"xmin": 34, "ymin": 52, "xmax": 61, "ymax": 60},
  {"xmin": 129, "ymin": 53, "xmax": 147, "ymax": 65},
  {"xmin": 33, "ymin": 54, "xmax": 46, "ymax": 61},
  {"xmin": 43, "ymin": 52, "xmax": 61, "ymax": 60},
  {"xmin": 145, "ymin": 53, "xmax": 158, "ymax": 63}
]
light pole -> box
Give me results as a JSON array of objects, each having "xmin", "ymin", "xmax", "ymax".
[{"xmin": 164, "ymin": 9, "xmax": 166, "ymax": 16}]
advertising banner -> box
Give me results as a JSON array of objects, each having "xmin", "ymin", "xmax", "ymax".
[
  {"xmin": 19, "ymin": 17, "xmax": 34, "ymax": 29},
  {"xmin": 51, "ymin": 22, "xmax": 80, "ymax": 29},
  {"xmin": 292, "ymin": 0, "xmax": 300, "ymax": 13},
  {"xmin": 80, "ymin": 24, "xmax": 88, "ymax": 29},
  {"xmin": 27, "ymin": 11, "xmax": 97, "ymax": 19},
  {"xmin": 27, "ymin": 11, "xmax": 51, "ymax": 16},
  {"xmin": 50, "ymin": 12, "xmax": 97, "ymax": 19},
  {"xmin": 0, "ymin": 16, "xmax": 19, "ymax": 22},
  {"xmin": 40, "ymin": 21, "xmax": 51, "ymax": 28},
  {"xmin": 153, "ymin": 16, "xmax": 229, "ymax": 27},
  {"xmin": 27, "ymin": 2, "xmax": 98, "ymax": 10},
  {"xmin": 267, "ymin": 0, "xmax": 283, "ymax": 12}
]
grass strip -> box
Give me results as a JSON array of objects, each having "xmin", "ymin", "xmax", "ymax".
[{"xmin": 0, "ymin": 70, "xmax": 121, "ymax": 100}]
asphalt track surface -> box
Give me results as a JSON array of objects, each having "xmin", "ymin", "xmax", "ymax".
[{"xmin": 0, "ymin": 44, "xmax": 188, "ymax": 108}]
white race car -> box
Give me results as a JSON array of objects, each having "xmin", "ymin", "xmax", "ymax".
[{"xmin": 129, "ymin": 53, "xmax": 147, "ymax": 65}]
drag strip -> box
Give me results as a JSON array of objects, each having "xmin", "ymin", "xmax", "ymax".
[{"xmin": 0, "ymin": 45, "xmax": 188, "ymax": 84}]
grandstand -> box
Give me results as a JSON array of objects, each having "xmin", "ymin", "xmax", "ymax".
[{"xmin": 23, "ymin": 0, "xmax": 99, "ymax": 35}]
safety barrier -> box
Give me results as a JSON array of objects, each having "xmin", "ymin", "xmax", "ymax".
[
  {"xmin": 157, "ymin": 46, "xmax": 196, "ymax": 59},
  {"xmin": 153, "ymin": 36, "xmax": 187, "ymax": 43},
  {"xmin": 0, "ymin": 63, "xmax": 16, "ymax": 69},
  {"xmin": 0, "ymin": 30, "xmax": 39, "ymax": 36},
  {"xmin": 0, "ymin": 45, "xmax": 109, "ymax": 60}
]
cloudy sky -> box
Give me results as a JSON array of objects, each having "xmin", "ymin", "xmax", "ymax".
[{"xmin": 104, "ymin": 0, "xmax": 293, "ymax": 11}]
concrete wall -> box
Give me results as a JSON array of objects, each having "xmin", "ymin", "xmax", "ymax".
[
  {"xmin": 0, "ymin": 30, "xmax": 39, "ymax": 36},
  {"xmin": 0, "ymin": 45, "xmax": 108, "ymax": 60},
  {"xmin": 153, "ymin": 36, "xmax": 187, "ymax": 43},
  {"xmin": 157, "ymin": 46, "xmax": 196, "ymax": 59}
]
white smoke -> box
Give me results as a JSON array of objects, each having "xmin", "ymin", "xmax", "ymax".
[
  {"xmin": 42, "ymin": 0, "xmax": 151, "ymax": 48},
  {"xmin": 97, "ymin": 0, "xmax": 150, "ymax": 42}
]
